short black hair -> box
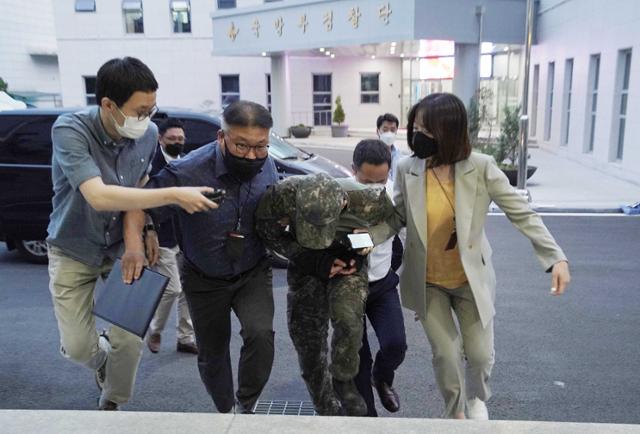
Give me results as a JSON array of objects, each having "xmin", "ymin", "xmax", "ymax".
[
  {"xmin": 376, "ymin": 113, "xmax": 399, "ymax": 130},
  {"xmin": 158, "ymin": 117, "xmax": 184, "ymax": 136},
  {"xmin": 222, "ymin": 100, "xmax": 273, "ymax": 130},
  {"xmin": 353, "ymin": 139, "xmax": 392, "ymax": 169},
  {"xmin": 96, "ymin": 57, "xmax": 158, "ymax": 107}
]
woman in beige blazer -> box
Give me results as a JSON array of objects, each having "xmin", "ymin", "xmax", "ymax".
[{"xmin": 394, "ymin": 93, "xmax": 571, "ymax": 420}]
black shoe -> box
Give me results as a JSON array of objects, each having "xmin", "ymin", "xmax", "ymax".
[
  {"xmin": 373, "ymin": 379, "xmax": 400, "ymax": 412},
  {"xmin": 332, "ymin": 378, "xmax": 367, "ymax": 416},
  {"xmin": 316, "ymin": 397, "xmax": 344, "ymax": 416},
  {"xmin": 97, "ymin": 397, "xmax": 119, "ymax": 411},
  {"xmin": 176, "ymin": 341, "xmax": 198, "ymax": 355},
  {"xmin": 234, "ymin": 400, "xmax": 255, "ymax": 414}
]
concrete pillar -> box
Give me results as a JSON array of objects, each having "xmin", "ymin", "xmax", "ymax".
[
  {"xmin": 270, "ymin": 53, "xmax": 292, "ymax": 137},
  {"xmin": 453, "ymin": 43, "xmax": 480, "ymax": 108}
]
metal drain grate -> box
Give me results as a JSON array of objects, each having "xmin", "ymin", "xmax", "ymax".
[{"xmin": 253, "ymin": 400, "xmax": 317, "ymax": 416}]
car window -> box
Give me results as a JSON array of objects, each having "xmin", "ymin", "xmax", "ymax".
[
  {"xmin": 181, "ymin": 118, "xmax": 219, "ymax": 153},
  {"xmin": 0, "ymin": 115, "xmax": 56, "ymax": 165},
  {"xmin": 268, "ymin": 132, "xmax": 307, "ymax": 160}
]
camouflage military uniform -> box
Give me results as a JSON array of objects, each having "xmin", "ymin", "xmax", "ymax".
[{"xmin": 256, "ymin": 174, "xmax": 403, "ymax": 415}]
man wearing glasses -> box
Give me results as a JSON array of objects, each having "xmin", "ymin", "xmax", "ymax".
[
  {"xmin": 122, "ymin": 100, "xmax": 279, "ymax": 414},
  {"xmin": 47, "ymin": 57, "xmax": 218, "ymax": 411}
]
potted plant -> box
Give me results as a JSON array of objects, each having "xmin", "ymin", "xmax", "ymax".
[
  {"xmin": 289, "ymin": 124, "xmax": 313, "ymax": 138},
  {"xmin": 474, "ymin": 105, "xmax": 537, "ymax": 186},
  {"xmin": 331, "ymin": 96, "xmax": 348, "ymax": 137}
]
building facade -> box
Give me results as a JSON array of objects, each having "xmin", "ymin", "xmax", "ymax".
[
  {"xmin": 53, "ymin": 0, "xmax": 270, "ymax": 113},
  {"xmin": 0, "ymin": 0, "xmax": 60, "ymax": 106},
  {"xmin": 50, "ymin": 0, "xmax": 638, "ymax": 180},
  {"xmin": 529, "ymin": 0, "xmax": 639, "ymax": 182}
]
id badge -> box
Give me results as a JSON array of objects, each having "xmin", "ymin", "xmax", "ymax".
[{"xmin": 226, "ymin": 232, "xmax": 246, "ymax": 260}]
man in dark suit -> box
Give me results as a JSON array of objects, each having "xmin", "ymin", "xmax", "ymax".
[{"xmin": 144, "ymin": 118, "xmax": 198, "ymax": 355}]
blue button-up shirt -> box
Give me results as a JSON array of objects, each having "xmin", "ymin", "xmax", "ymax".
[
  {"xmin": 146, "ymin": 142, "xmax": 279, "ymax": 279},
  {"xmin": 47, "ymin": 106, "xmax": 157, "ymax": 267}
]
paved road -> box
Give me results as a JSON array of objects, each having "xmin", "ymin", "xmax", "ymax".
[{"xmin": 1, "ymin": 215, "xmax": 638, "ymax": 423}]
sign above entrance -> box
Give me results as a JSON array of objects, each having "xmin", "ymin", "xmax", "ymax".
[{"xmin": 212, "ymin": 0, "xmax": 525, "ymax": 56}]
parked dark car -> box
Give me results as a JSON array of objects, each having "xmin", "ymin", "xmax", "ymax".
[{"xmin": 0, "ymin": 107, "xmax": 350, "ymax": 263}]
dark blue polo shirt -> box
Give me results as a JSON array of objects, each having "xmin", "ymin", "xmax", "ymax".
[
  {"xmin": 146, "ymin": 142, "xmax": 278, "ymax": 279},
  {"xmin": 46, "ymin": 106, "xmax": 157, "ymax": 267}
]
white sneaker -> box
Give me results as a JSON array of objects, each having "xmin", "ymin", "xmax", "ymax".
[{"xmin": 466, "ymin": 398, "xmax": 489, "ymax": 420}]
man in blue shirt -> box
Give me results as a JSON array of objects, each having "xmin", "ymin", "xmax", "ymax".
[
  {"xmin": 123, "ymin": 100, "xmax": 279, "ymax": 414},
  {"xmin": 47, "ymin": 57, "xmax": 218, "ymax": 411},
  {"xmin": 145, "ymin": 118, "xmax": 198, "ymax": 356}
]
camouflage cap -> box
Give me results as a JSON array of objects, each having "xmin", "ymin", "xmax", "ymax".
[{"xmin": 295, "ymin": 173, "xmax": 346, "ymax": 249}]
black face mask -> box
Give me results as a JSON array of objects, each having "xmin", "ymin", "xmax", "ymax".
[
  {"xmin": 164, "ymin": 143, "xmax": 183, "ymax": 158},
  {"xmin": 222, "ymin": 144, "xmax": 267, "ymax": 182},
  {"xmin": 412, "ymin": 132, "xmax": 439, "ymax": 159}
]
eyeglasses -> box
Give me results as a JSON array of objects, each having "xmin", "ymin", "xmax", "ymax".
[
  {"xmin": 136, "ymin": 105, "xmax": 158, "ymax": 121},
  {"xmin": 226, "ymin": 136, "xmax": 270, "ymax": 157},
  {"xmin": 116, "ymin": 103, "xmax": 158, "ymax": 121}
]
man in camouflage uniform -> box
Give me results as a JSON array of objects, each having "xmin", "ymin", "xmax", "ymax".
[{"xmin": 256, "ymin": 173, "xmax": 402, "ymax": 416}]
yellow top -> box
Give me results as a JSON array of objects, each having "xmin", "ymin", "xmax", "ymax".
[{"xmin": 425, "ymin": 169, "xmax": 468, "ymax": 289}]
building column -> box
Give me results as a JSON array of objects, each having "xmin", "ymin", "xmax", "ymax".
[
  {"xmin": 453, "ymin": 43, "xmax": 480, "ymax": 108},
  {"xmin": 270, "ymin": 53, "xmax": 292, "ymax": 137}
]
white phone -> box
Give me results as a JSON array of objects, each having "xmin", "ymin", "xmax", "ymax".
[{"xmin": 347, "ymin": 232, "xmax": 374, "ymax": 249}]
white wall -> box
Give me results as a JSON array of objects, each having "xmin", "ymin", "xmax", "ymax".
[
  {"xmin": 0, "ymin": 0, "xmax": 59, "ymax": 94},
  {"xmin": 530, "ymin": 0, "xmax": 640, "ymax": 181},
  {"xmin": 287, "ymin": 56, "xmax": 403, "ymax": 131},
  {"xmin": 53, "ymin": 0, "xmax": 270, "ymax": 110}
]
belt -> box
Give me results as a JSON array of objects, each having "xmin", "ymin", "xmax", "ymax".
[{"xmin": 183, "ymin": 256, "xmax": 266, "ymax": 284}]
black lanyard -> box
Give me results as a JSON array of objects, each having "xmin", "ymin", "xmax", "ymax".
[{"xmin": 234, "ymin": 179, "xmax": 253, "ymax": 232}]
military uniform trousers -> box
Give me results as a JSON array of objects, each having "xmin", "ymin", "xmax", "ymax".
[{"xmin": 286, "ymin": 265, "xmax": 368, "ymax": 413}]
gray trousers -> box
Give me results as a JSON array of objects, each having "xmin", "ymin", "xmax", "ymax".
[
  {"xmin": 149, "ymin": 246, "xmax": 195, "ymax": 344},
  {"xmin": 421, "ymin": 283, "xmax": 494, "ymax": 418},
  {"xmin": 47, "ymin": 245, "xmax": 143, "ymax": 405}
]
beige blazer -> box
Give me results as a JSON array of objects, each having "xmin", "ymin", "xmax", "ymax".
[{"xmin": 393, "ymin": 152, "xmax": 567, "ymax": 327}]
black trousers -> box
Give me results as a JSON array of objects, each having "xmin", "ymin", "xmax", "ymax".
[
  {"xmin": 354, "ymin": 270, "xmax": 407, "ymax": 416},
  {"xmin": 182, "ymin": 259, "xmax": 275, "ymax": 413}
]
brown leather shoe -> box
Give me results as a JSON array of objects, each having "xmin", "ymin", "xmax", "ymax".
[
  {"xmin": 373, "ymin": 380, "xmax": 400, "ymax": 412},
  {"xmin": 176, "ymin": 341, "xmax": 198, "ymax": 355},
  {"xmin": 146, "ymin": 333, "xmax": 161, "ymax": 353}
]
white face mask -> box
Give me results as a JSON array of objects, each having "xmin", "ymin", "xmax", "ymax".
[
  {"xmin": 378, "ymin": 131, "xmax": 396, "ymax": 147},
  {"xmin": 110, "ymin": 106, "xmax": 151, "ymax": 139},
  {"xmin": 355, "ymin": 179, "xmax": 387, "ymax": 194}
]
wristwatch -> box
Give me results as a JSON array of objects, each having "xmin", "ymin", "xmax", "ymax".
[{"xmin": 143, "ymin": 223, "xmax": 156, "ymax": 233}]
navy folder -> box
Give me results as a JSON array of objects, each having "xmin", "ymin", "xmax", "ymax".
[{"xmin": 92, "ymin": 259, "xmax": 169, "ymax": 338}]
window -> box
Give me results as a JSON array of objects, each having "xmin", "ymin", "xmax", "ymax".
[
  {"xmin": 75, "ymin": 0, "xmax": 95, "ymax": 12},
  {"xmin": 613, "ymin": 49, "xmax": 632, "ymax": 161},
  {"xmin": 220, "ymin": 75, "xmax": 240, "ymax": 108},
  {"xmin": 266, "ymin": 74, "xmax": 272, "ymax": 112},
  {"xmin": 217, "ymin": 0, "xmax": 236, "ymax": 9},
  {"xmin": 561, "ymin": 59, "xmax": 573, "ymax": 146},
  {"xmin": 84, "ymin": 76, "xmax": 97, "ymax": 105},
  {"xmin": 584, "ymin": 54, "xmax": 600, "ymax": 153},
  {"xmin": 360, "ymin": 73, "xmax": 380, "ymax": 104},
  {"xmin": 530, "ymin": 64, "xmax": 540, "ymax": 137},
  {"xmin": 0, "ymin": 115, "xmax": 58, "ymax": 165},
  {"xmin": 312, "ymin": 74, "xmax": 332, "ymax": 126},
  {"xmin": 171, "ymin": 0, "xmax": 191, "ymax": 33},
  {"xmin": 544, "ymin": 62, "xmax": 555, "ymax": 141},
  {"xmin": 123, "ymin": 0, "xmax": 144, "ymax": 34}
]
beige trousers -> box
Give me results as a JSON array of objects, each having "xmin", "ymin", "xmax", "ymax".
[
  {"xmin": 421, "ymin": 283, "xmax": 494, "ymax": 418},
  {"xmin": 148, "ymin": 246, "xmax": 194, "ymax": 344},
  {"xmin": 47, "ymin": 245, "xmax": 143, "ymax": 405}
]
